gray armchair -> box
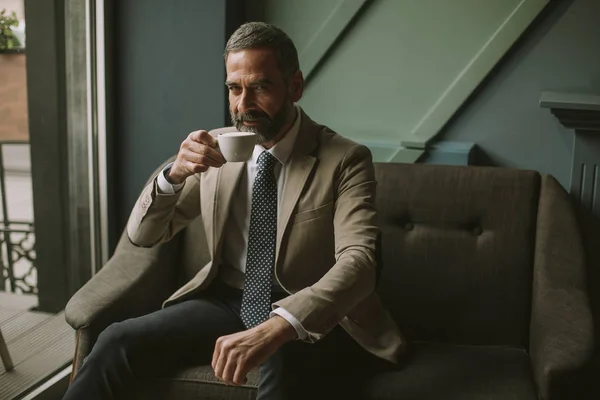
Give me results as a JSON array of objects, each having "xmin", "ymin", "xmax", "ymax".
[{"xmin": 65, "ymin": 163, "xmax": 594, "ymax": 399}]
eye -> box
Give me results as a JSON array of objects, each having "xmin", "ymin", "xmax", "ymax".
[{"xmin": 228, "ymin": 85, "xmax": 241, "ymax": 94}]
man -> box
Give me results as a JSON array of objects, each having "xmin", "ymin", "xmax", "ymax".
[{"xmin": 64, "ymin": 22, "xmax": 404, "ymax": 400}]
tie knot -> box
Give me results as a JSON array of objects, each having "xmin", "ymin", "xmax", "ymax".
[{"xmin": 257, "ymin": 151, "xmax": 278, "ymax": 172}]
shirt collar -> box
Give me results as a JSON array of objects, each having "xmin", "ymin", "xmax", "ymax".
[{"xmin": 251, "ymin": 104, "xmax": 302, "ymax": 166}]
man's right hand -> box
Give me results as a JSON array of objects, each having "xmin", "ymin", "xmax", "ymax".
[{"xmin": 167, "ymin": 130, "xmax": 226, "ymax": 184}]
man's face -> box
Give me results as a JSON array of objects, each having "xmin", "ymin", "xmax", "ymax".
[{"xmin": 226, "ymin": 48, "xmax": 302, "ymax": 144}]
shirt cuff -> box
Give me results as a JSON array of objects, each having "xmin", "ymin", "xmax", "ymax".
[
  {"xmin": 157, "ymin": 162, "xmax": 185, "ymax": 194},
  {"xmin": 270, "ymin": 307, "xmax": 308, "ymax": 340}
]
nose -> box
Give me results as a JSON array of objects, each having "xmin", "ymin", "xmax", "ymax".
[{"xmin": 237, "ymin": 89, "xmax": 254, "ymax": 114}]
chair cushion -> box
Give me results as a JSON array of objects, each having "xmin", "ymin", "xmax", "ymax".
[
  {"xmin": 362, "ymin": 343, "xmax": 538, "ymax": 400},
  {"xmin": 129, "ymin": 343, "xmax": 537, "ymax": 399}
]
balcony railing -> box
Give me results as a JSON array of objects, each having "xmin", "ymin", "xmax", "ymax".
[{"xmin": 0, "ymin": 140, "xmax": 36, "ymax": 295}]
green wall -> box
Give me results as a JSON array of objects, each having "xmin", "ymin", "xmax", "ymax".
[
  {"xmin": 301, "ymin": 0, "xmax": 522, "ymax": 141},
  {"xmin": 248, "ymin": 0, "xmax": 342, "ymax": 61},
  {"xmin": 247, "ymin": 0, "xmax": 547, "ymax": 162},
  {"xmin": 441, "ymin": 0, "xmax": 600, "ymax": 189}
]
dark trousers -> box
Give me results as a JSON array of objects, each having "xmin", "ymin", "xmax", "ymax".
[{"xmin": 63, "ymin": 282, "xmax": 392, "ymax": 400}]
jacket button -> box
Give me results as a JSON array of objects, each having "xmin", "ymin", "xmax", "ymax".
[{"xmin": 404, "ymin": 222, "xmax": 414, "ymax": 231}]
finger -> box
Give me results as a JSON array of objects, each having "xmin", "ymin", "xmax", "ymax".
[
  {"xmin": 183, "ymin": 149, "xmax": 223, "ymax": 168},
  {"xmin": 184, "ymin": 161, "xmax": 209, "ymax": 174},
  {"xmin": 211, "ymin": 338, "xmax": 221, "ymax": 371},
  {"xmin": 214, "ymin": 347, "xmax": 228, "ymax": 383},
  {"xmin": 185, "ymin": 144, "xmax": 226, "ymax": 165},
  {"xmin": 222, "ymin": 354, "xmax": 238, "ymax": 385},
  {"xmin": 233, "ymin": 362, "xmax": 249, "ymax": 386},
  {"xmin": 190, "ymin": 130, "xmax": 218, "ymax": 148}
]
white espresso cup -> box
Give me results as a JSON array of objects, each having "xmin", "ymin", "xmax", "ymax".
[{"xmin": 217, "ymin": 132, "xmax": 257, "ymax": 162}]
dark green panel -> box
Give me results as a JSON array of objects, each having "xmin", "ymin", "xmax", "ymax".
[
  {"xmin": 114, "ymin": 0, "xmax": 231, "ymax": 230},
  {"xmin": 24, "ymin": 0, "xmax": 69, "ymax": 312}
]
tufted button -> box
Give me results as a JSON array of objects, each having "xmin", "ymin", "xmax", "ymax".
[
  {"xmin": 472, "ymin": 226, "xmax": 483, "ymax": 236},
  {"xmin": 404, "ymin": 222, "xmax": 414, "ymax": 231}
]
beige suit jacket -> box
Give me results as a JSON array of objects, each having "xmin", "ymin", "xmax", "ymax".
[{"xmin": 127, "ymin": 110, "xmax": 405, "ymax": 363}]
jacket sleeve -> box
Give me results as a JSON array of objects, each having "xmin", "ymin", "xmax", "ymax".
[{"xmin": 127, "ymin": 172, "xmax": 201, "ymax": 247}]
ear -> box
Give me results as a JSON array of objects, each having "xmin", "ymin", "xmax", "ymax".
[{"xmin": 289, "ymin": 70, "xmax": 304, "ymax": 102}]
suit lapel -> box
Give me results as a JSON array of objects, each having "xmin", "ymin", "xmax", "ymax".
[{"xmin": 276, "ymin": 110, "xmax": 319, "ymax": 262}]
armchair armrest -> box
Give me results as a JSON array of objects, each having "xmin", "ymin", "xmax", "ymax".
[
  {"xmin": 530, "ymin": 175, "xmax": 594, "ymax": 400},
  {"xmin": 66, "ymin": 157, "xmax": 180, "ymax": 332},
  {"xmin": 65, "ymin": 231, "xmax": 181, "ymax": 333}
]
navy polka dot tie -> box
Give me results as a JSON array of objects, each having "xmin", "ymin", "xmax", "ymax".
[{"xmin": 240, "ymin": 151, "xmax": 278, "ymax": 329}]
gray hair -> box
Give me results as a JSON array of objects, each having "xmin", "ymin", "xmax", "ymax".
[{"xmin": 224, "ymin": 22, "xmax": 300, "ymax": 78}]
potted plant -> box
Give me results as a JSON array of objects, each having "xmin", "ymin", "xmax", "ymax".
[{"xmin": 0, "ymin": 9, "xmax": 20, "ymax": 51}]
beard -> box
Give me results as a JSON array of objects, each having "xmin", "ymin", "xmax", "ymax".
[{"xmin": 230, "ymin": 100, "xmax": 293, "ymax": 144}]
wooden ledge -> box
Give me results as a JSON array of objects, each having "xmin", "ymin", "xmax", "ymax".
[{"xmin": 540, "ymin": 92, "xmax": 600, "ymax": 132}]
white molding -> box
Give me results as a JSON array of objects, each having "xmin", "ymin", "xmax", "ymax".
[
  {"xmin": 301, "ymin": 0, "xmax": 370, "ymax": 79},
  {"xmin": 401, "ymin": 0, "xmax": 549, "ymax": 149},
  {"xmin": 94, "ymin": 0, "xmax": 109, "ymax": 266}
]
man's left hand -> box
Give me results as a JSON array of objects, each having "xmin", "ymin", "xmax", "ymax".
[{"xmin": 212, "ymin": 315, "xmax": 297, "ymax": 385}]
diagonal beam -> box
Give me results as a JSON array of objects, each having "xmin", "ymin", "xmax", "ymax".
[
  {"xmin": 402, "ymin": 0, "xmax": 549, "ymax": 149},
  {"xmin": 301, "ymin": 0, "xmax": 371, "ymax": 80}
]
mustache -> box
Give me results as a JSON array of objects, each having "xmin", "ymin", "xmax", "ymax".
[{"xmin": 234, "ymin": 111, "xmax": 271, "ymax": 123}]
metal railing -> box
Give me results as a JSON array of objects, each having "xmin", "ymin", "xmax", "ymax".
[{"xmin": 0, "ymin": 141, "xmax": 37, "ymax": 294}]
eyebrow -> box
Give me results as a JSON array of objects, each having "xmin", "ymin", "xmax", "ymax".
[
  {"xmin": 225, "ymin": 78, "xmax": 273, "ymax": 86},
  {"xmin": 250, "ymin": 78, "xmax": 273, "ymax": 86}
]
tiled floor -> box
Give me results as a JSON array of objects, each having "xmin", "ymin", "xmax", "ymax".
[{"xmin": 0, "ymin": 292, "xmax": 73, "ymax": 400}]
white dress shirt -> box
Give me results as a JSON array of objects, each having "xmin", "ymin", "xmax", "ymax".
[{"xmin": 156, "ymin": 105, "xmax": 307, "ymax": 339}]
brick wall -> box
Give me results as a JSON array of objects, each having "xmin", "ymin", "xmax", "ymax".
[{"xmin": 0, "ymin": 53, "xmax": 28, "ymax": 141}]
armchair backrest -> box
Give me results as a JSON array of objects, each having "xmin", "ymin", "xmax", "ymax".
[{"xmin": 374, "ymin": 163, "xmax": 541, "ymax": 347}]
